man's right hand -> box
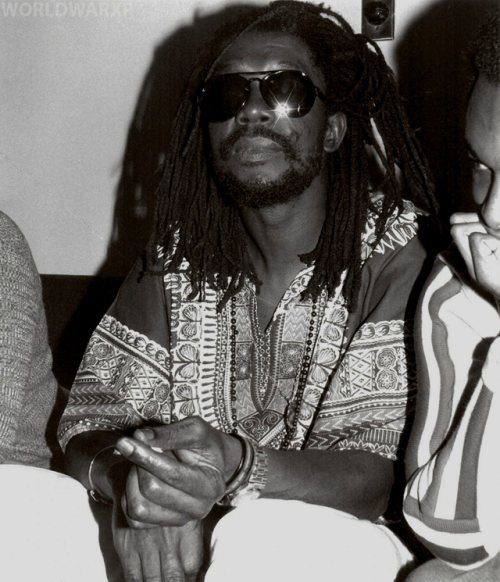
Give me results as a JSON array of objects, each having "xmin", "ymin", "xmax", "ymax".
[
  {"xmin": 450, "ymin": 212, "xmax": 500, "ymax": 300},
  {"xmin": 112, "ymin": 501, "xmax": 203, "ymax": 582}
]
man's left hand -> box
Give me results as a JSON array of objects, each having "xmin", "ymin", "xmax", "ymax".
[
  {"xmin": 115, "ymin": 417, "xmax": 241, "ymax": 527},
  {"xmin": 112, "ymin": 503, "xmax": 203, "ymax": 582}
]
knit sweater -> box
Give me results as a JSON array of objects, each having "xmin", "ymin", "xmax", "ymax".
[{"xmin": 0, "ymin": 211, "xmax": 59, "ymax": 468}]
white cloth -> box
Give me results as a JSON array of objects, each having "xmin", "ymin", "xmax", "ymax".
[
  {"xmin": 0, "ymin": 467, "xmax": 412, "ymax": 581},
  {"xmin": 206, "ymin": 499, "xmax": 414, "ymax": 582},
  {"xmin": 0, "ymin": 464, "xmax": 108, "ymax": 582}
]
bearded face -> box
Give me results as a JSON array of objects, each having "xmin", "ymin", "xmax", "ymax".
[
  {"xmin": 210, "ymin": 124, "xmax": 326, "ymax": 208},
  {"xmin": 206, "ymin": 31, "xmax": 331, "ymax": 209}
]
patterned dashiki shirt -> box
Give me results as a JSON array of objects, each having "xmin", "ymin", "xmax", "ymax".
[{"xmin": 58, "ymin": 200, "xmax": 428, "ymax": 461}]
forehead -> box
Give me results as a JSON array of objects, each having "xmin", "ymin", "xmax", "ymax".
[
  {"xmin": 215, "ymin": 30, "xmax": 320, "ymax": 80},
  {"xmin": 466, "ymin": 76, "xmax": 500, "ymax": 166}
]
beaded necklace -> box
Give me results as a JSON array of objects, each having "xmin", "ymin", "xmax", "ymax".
[{"xmin": 228, "ymin": 294, "xmax": 319, "ymax": 449}]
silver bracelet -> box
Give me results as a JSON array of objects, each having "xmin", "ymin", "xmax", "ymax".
[{"xmin": 88, "ymin": 445, "xmax": 117, "ymax": 504}]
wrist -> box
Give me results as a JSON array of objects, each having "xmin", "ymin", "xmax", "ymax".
[
  {"xmin": 224, "ymin": 434, "xmax": 244, "ymax": 483},
  {"xmin": 218, "ymin": 437, "xmax": 268, "ymax": 507},
  {"xmin": 89, "ymin": 447, "xmax": 131, "ymax": 504}
]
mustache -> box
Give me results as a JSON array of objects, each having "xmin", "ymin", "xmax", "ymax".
[{"xmin": 218, "ymin": 126, "xmax": 299, "ymax": 162}]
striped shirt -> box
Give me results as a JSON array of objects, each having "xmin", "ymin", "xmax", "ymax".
[{"xmin": 403, "ymin": 246, "xmax": 500, "ymax": 568}]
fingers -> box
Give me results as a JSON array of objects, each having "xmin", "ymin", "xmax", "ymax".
[
  {"xmin": 133, "ymin": 418, "xmax": 240, "ymax": 484},
  {"xmin": 470, "ymin": 232, "xmax": 500, "ymax": 264},
  {"xmin": 160, "ymin": 522, "xmax": 203, "ymax": 582},
  {"xmin": 179, "ymin": 520, "xmax": 204, "ymax": 577},
  {"xmin": 449, "ymin": 212, "xmax": 500, "ymax": 297},
  {"xmin": 123, "ymin": 466, "xmax": 214, "ymax": 527},
  {"xmin": 160, "ymin": 535, "xmax": 192, "ymax": 582},
  {"xmin": 120, "ymin": 547, "xmax": 157, "ymax": 582},
  {"xmin": 135, "ymin": 417, "xmax": 213, "ymax": 452},
  {"xmin": 469, "ymin": 233, "xmax": 500, "ymax": 299},
  {"xmin": 116, "ymin": 437, "xmax": 179, "ymax": 477},
  {"xmin": 113, "ymin": 521, "xmax": 188, "ymax": 582},
  {"xmin": 116, "ymin": 437, "xmax": 224, "ymax": 499},
  {"xmin": 112, "ymin": 506, "xmax": 162, "ymax": 582},
  {"xmin": 450, "ymin": 212, "xmax": 480, "ymax": 225},
  {"xmin": 450, "ymin": 219, "xmax": 487, "ymax": 280}
]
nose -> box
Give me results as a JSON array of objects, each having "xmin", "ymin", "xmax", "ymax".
[
  {"xmin": 235, "ymin": 80, "xmax": 274, "ymax": 126},
  {"xmin": 482, "ymin": 174, "xmax": 500, "ymax": 232}
]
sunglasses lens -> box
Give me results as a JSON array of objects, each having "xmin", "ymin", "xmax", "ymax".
[
  {"xmin": 261, "ymin": 71, "xmax": 316, "ymax": 117},
  {"xmin": 200, "ymin": 70, "xmax": 319, "ymax": 121},
  {"xmin": 200, "ymin": 74, "xmax": 249, "ymax": 122}
]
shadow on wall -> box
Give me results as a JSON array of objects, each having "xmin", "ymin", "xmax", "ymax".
[
  {"xmin": 396, "ymin": 0, "xmax": 499, "ymax": 216},
  {"xmin": 97, "ymin": 3, "xmax": 261, "ymax": 278}
]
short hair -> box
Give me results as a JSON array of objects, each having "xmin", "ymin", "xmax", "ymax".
[
  {"xmin": 147, "ymin": 1, "xmax": 437, "ymax": 311},
  {"xmin": 471, "ymin": 12, "xmax": 500, "ymax": 84}
]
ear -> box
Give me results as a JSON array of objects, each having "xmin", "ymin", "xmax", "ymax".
[{"xmin": 323, "ymin": 112, "xmax": 347, "ymax": 153}]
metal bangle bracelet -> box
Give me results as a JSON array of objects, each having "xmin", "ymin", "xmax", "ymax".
[
  {"xmin": 226, "ymin": 445, "xmax": 269, "ymax": 507},
  {"xmin": 223, "ymin": 434, "xmax": 254, "ymax": 496},
  {"xmin": 217, "ymin": 435, "xmax": 255, "ymax": 505},
  {"xmin": 87, "ymin": 445, "xmax": 116, "ymax": 504}
]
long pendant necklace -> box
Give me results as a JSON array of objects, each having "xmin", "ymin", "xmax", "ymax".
[
  {"xmin": 229, "ymin": 295, "xmax": 239, "ymax": 435},
  {"xmin": 228, "ymin": 295, "xmax": 319, "ymax": 449}
]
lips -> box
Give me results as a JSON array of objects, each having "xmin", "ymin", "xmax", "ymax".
[{"xmin": 232, "ymin": 136, "xmax": 283, "ymax": 163}]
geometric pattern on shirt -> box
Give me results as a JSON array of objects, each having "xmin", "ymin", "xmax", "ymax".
[
  {"xmin": 305, "ymin": 320, "xmax": 416, "ymax": 460},
  {"xmin": 215, "ymin": 281, "xmax": 332, "ymax": 448},
  {"xmin": 58, "ymin": 201, "xmax": 420, "ymax": 459},
  {"xmin": 57, "ymin": 316, "xmax": 172, "ymax": 448},
  {"xmin": 167, "ymin": 267, "xmax": 344, "ymax": 449}
]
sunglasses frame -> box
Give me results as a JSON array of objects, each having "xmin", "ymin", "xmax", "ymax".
[{"xmin": 198, "ymin": 69, "xmax": 329, "ymax": 122}]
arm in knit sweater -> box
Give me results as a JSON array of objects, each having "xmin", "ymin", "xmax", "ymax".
[{"xmin": 0, "ymin": 211, "xmax": 59, "ymax": 468}]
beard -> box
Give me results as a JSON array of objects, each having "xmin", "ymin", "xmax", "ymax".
[{"xmin": 211, "ymin": 126, "xmax": 325, "ymax": 209}]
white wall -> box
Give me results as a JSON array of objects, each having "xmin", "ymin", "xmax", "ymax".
[{"xmin": 0, "ymin": 0, "xmax": 453, "ymax": 275}]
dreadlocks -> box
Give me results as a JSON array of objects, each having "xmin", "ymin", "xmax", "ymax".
[{"xmin": 146, "ymin": 0, "xmax": 437, "ymax": 311}]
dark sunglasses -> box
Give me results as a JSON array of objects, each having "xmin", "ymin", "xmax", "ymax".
[{"xmin": 198, "ymin": 69, "xmax": 329, "ymax": 122}]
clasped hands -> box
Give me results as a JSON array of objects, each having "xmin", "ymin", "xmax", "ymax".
[
  {"xmin": 109, "ymin": 418, "xmax": 242, "ymax": 581},
  {"xmin": 451, "ymin": 212, "xmax": 500, "ymax": 301},
  {"xmin": 115, "ymin": 416, "xmax": 241, "ymax": 528}
]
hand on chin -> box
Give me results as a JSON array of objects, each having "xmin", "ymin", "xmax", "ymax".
[{"xmin": 450, "ymin": 212, "xmax": 500, "ymax": 300}]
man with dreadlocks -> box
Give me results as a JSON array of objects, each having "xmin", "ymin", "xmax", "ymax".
[
  {"xmin": 403, "ymin": 13, "xmax": 500, "ymax": 582},
  {"xmin": 59, "ymin": 2, "xmax": 437, "ymax": 581}
]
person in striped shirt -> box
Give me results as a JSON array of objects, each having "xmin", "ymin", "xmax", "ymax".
[{"xmin": 403, "ymin": 13, "xmax": 500, "ymax": 582}]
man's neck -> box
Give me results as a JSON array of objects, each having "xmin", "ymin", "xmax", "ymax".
[{"xmin": 239, "ymin": 173, "xmax": 327, "ymax": 300}]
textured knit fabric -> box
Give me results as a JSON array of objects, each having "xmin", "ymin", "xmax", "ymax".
[
  {"xmin": 403, "ymin": 246, "xmax": 500, "ymax": 569},
  {"xmin": 0, "ymin": 211, "xmax": 59, "ymax": 468},
  {"xmin": 59, "ymin": 200, "xmax": 428, "ymax": 469}
]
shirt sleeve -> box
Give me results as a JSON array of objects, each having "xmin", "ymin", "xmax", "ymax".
[
  {"xmin": 0, "ymin": 213, "xmax": 58, "ymax": 466},
  {"xmin": 57, "ymin": 258, "xmax": 172, "ymax": 451},
  {"xmin": 307, "ymin": 229, "xmax": 429, "ymax": 461},
  {"xmin": 403, "ymin": 257, "xmax": 500, "ymax": 568},
  {"xmin": 0, "ymin": 220, "xmax": 39, "ymax": 458}
]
